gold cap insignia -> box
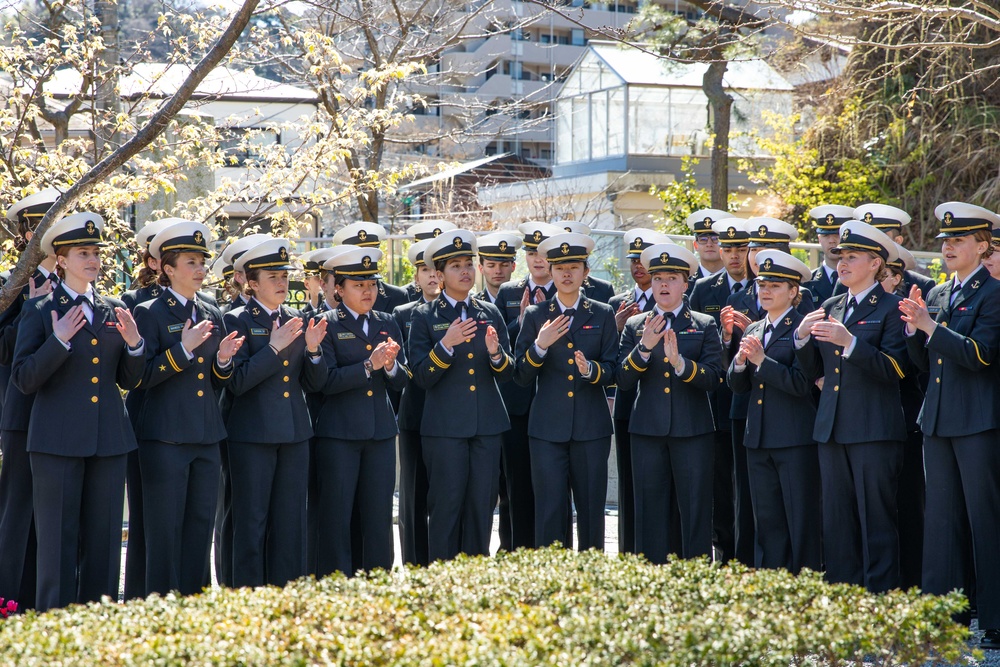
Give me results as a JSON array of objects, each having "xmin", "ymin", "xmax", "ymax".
[
  {"xmin": 193, "ymin": 230, "xmax": 204, "ymax": 244},
  {"xmin": 659, "ymin": 252, "xmax": 670, "ymax": 265},
  {"xmin": 453, "ymin": 236, "xmax": 463, "ymax": 250},
  {"xmin": 762, "ymin": 258, "xmax": 773, "ymax": 271},
  {"xmin": 85, "ymin": 220, "xmax": 96, "ymax": 235},
  {"xmin": 825, "ymin": 214, "xmax": 835, "ymax": 224},
  {"xmin": 633, "ymin": 237, "xmax": 643, "ymax": 249},
  {"xmin": 864, "ymin": 212, "xmax": 874, "ymax": 223},
  {"xmin": 727, "ymin": 227, "xmax": 736, "ymax": 238},
  {"xmin": 362, "ymin": 256, "xmax": 372, "ymax": 268},
  {"xmin": 358, "ymin": 230, "xmax": 368, "ymax": 241},
  {"xmin": 758, "ymin": 225, "xmax": 768, "ymax": 237},
  {"xmin": 943, "ymin": 212, "xmax": 954, "ymax": 226},
  {"xmin": 433, "ymin": 228, "xmax": 442, "ymax": 237},
  {"xmin": 564, "ymin": 226, "xmax": 573, "ymax": 233},
  {"xmin": 842, "ymin": 229, "xmax": 850, "ymax": 241},
  {"xmin": 704, "ymin": 216, "xmax": 713, "ymax": 226},
  {"xmin": 498, "ymin": 240, "xmax": 508, "ymax": 252},
  {"xmin": 560, "ymin": 242, "xmax": 570, "ymax": 255},
  {"xmin": 278, "ymin": 246, "xmax": 288, "ymax": 260},
  {"xmin": 532, "ymin": 230, "xmax": 542, "ymax": 243}
]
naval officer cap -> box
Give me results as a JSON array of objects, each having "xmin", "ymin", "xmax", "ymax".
[
  {"xmin": 235, "ymin": 237, "xmax": 295, "ymax": 273},
  {"xmin": 136, "ymin": 218, "xmax": 190, "ymax": 250},
  {"xmin": 425, "ymin": 229, "xmax": 477, "ymax": 265},
  {"xmin": 641, "ymin": 242, "xmax": 698, "ymax": 276},
  {"xmin": 6, "ymin": 187, "xmax": 62, "ymax": 224},
  {"xmin": 934, "ymin": 202, "xmax": 1000, "ymax": 239},
  {"xmin": 687, "ymin": 209, "xmax": 730, "ymax": 234},
  {"xmin": 537, "ymin": 232, "xmax": 594, "ymax": 264},
  {"xmin": 886, "ymin": 243, "xmax": 916, "ymax": 273},
  {"xmin": 149, "ymin": 220, "xmax": 212, "ymax": 260},
  {"xmin": 40, "ymin": 212, "xmax": 106, "ymax": 256},
  {"xmin": 809, "ymin": 205, "xmax": 856, "ymax": 235},
  {"xmin": 624, "ymin": 228, "xmax": 669, "ymax": 259},
  {"xmin": 555, "ymin": 220, "xmax": 592, "ymax": 235},
  {"xmin": 407, "ymin": 219, "xmax": 457, "ymax": 241},
  {"xmin": 833, "ymin": 219, "xmax": 899, "ymax": 263},
  {"xmin": 854, "ymin": 203, "xmax": 911, "ymax": 231},
  {"xmin": 325, "ymin": 246, "xmax": 383, "ymax": 279},
  {"xmin": 216, "ymin": 233, "xmax": 270, "ymax": 280},
  {"xmin": 299, "ymin": 247, "xmax": 342, "ymax": 276},
  {"xmin": 407, "ymin": 239, "xmax": 434, "ymax": 267},
  {"xmin": 332, "ymin": 221, "xmax": 384, "ymax": 247},
  {"xmin": 755, "ymin": 249, "xmax": 811, "ymax": 284},
  {"xmin": 477, "ymin": 232, "xmax": 521, "ymax": 261},
  {"xmin": 517, "ymin": 221, "xmax": 564, "ymax": 250},
  {"xmin": 712, "ymin": 218, "xmax": 750, "ymax": 246},
  {"xmin": 746, "ymin": 218, "xmax": 799, "ymax": 247}
]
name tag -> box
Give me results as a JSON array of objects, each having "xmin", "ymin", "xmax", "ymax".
[
  {"xmin": 433, "ymin": 323, "xmax": 450, "ymax": 331},
  {"xmin": 337, "ymin": 332, "xmax": 356, "ymax": 340},
  {"xmin": 704, "ymin": 305, "xmax": 721, "ymax": 312},
  {"xmin": 168, "ymin": 323, "xmax": 185, "ymax": 333},
  {"xmin": 928, "ymin": 306, "xmax": 941, "ymax": 314},
  {"xmin": 506, "ymin": 301, "xmax": 521, "ymax": 308},
  {"xmin": 250, "ymin": 328, "xmax": 268, "ymax": 336}
]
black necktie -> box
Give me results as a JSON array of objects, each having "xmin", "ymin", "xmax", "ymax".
[
  {"xmin": 74, "ymin": 294, "xmax": 90, "ymax": 308},
  {"xmin": 563, "ymin": 308, "xmax": 576, "ymax": 319},
  {"xmin": 732, "ymin": 282, "xmax": 743, "ymax": 294},
  {"xmin": 950, "ymin": 281, "xmax": 961, "ymax": 305},
  {"xmin": 845, "ymin": 297, "xmax": 858, "ymax": 320},
  {"xmin": 358, "ymin": 313, "xmax": 368, "ymax": 334},
  {"xmin": 763, "ymin": 323, "xmax": 773, "ymax": 346},
  {"xmin": 272, "ymin": 310, "xmax": 280, "ymax": 329},
  {"xmin": 456, "ymin": 301, "xmax": 468, "ymax": 321},
  {"xmin": 636, "ymin": 294, "xmax": 646, "ymax": 310},
  {"xmin": 663, "ymin": 311, "xmax": 675, "ymax": 329}
]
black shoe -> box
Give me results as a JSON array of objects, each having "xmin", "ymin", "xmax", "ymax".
[{"xmin": 980, "ymin": 629, "xmax": 1000, "ymax": 650}]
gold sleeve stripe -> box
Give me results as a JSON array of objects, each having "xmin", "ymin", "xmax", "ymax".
[
  {"xmin": 525, "ymin": 347, "xmax": 544, "ymax": 368},
  {"xmin": 429, "ymin": 349, "xmax": 451, "ymax": 369},
  {"xmin": 213, "ymin": 365, "xmax": 232, "ymax": 380},
  {"xmin": 164, "ymin": 348, "xmax": 182, "ymax": 373},
  {"xmin": 972, "ymin": 339, "xmax": 991, "ymax": 366},
  {"xmin": 881, "ymin": 352, "xmax": 905, "ymax": 379},
  {"xmin": 626, "ymin": 353, "xmax": 645, "ymax": 373},
  {"xmin": 589, "ymin": 362, "xmax": 603, "ymax": 384},
  {"xmin": 683, "ymin": 360, "xmax": 698, "ymax": 383},
  {"xmin": 492, "ymin": 355, "xmax": 510, "ymax": 373}
]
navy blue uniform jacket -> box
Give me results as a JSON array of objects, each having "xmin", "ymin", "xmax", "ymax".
[
  {"xmin": 12, "ymin": 286, "xmax": 143, "ymax": 456},
  {"xmin": 514, "ymin": 297, "xmax": 617, "ymax": 442},
  {"xmin": 408, "ymin": 295, "xmax": 513, "ymax": 438},
  {"xmin": 315, "ymin": 306, "xmax": 408, "ymax": 441},
  {"xmin": 616, "ymin": 306, "xmax": 723, "ymax": 438}
]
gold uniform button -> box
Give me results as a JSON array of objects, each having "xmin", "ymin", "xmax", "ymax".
[
  {"xmin": 283, "ymin": 376, "xmax": 290, "ymax": 382},
  {"xmin": 91, "ymin": 339, "xmax": 98, "ymax": 346},
  {"xmin": 567, "ymin": 343, "xmax": 574, "ymax": 350},
  {"xmin": 470, "ymin": 385, "xmax": 476, "ymax": 392},
  {"xmin": 568, "ymin": 375, "xmax": 574, "ymax": 381},
  {"xmin": 936, "ymin": 377, "xmax": 941, "ymax": 384},
  {"xmin": 664, "ymin": 387, "xmax": 670, "ymax": 394},
  {"xmin": 834, "ymin": 385, "xmax": 840, "ymax": 392},
  {"xmin": 759, "ymin": 384, "xmax": 764, "ymax": 389},
  {"xmin": 835, "ymin": 368, "xmax": 840, "ymax": 374},
  {"xmin": 197, "ymin": 390, "xmax": 204, "ymax": 397},
  {"xmin": 567, "ymin": 359, "xmax": 574, "ymax": 365},
  {"xmin": 198, "ymin": 373, "xmax": 205, "ymax": 380},
  {"xmin": 567, "ymin": 391, "xmax": 574, "ymax": 398},
  {"xmin": 941, "ymin": 322, "xmax": 948, "ymax": 328},
  {"xmin": 198, "ymin": 357, "xmax": 204, "ymax": 363},
  {"xmin": 283, "ymin": 360, "xmax": 289, "ymax": 367},
  {"xmin": 367, "ymin": 390, "xmax": 373, "ymax": 397},
  {"xmin": 92, "ymin": 357, "xmax": 99, "ymax": 364},
  {"xmin": 366, "ymin": 345, "xmax": 373, "ymax": 351},
  {"xmin": 284, "ymin": 391, "xmax": 290, "ymax": 398},
  {"xmin": 91, "ymin": 396, "xmax": 98, "ymax": 403},
  {"xmin": 91, "ymin": 377, "xmax": 98, "ymax": 384},
  {"xmin": 937, "ymin": 359, "xmax": 943, "ymax": 365},
  {"xmin": 663, "ymin": 357, "xmax": 669, "ymax": 363},
  {"xmin": 468, "ymin": 353, "xmax": 474, "ymax": 359},
  {"xmin": 468, "ymin": 369, "xmax": 475, "ymax": 375},
  {"xmin": 757, "ymin": 399, "xmax": 762, "ymax": 405},
  {"xmin": 664, "ymin": 372, "xmax": 670, "ymax": 378},
  {"xmin": 834, "ymin": 350, "xmax": 841, "ymax": 356}
]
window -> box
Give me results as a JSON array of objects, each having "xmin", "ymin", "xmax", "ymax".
[
  {"xmin": 571, "ymin": 29, "xmax": 586, "ymax": 46},
  {"xmin": 540, "ymin": 33, "xmax": 551, "ymax": 44},
  {"xmin": 521, "ymin": 148, "xmax": 533, "ymax": 158},
  {"xmin": 541, "ymin": 148, "xmax": 552, "ymax": 160},
  {"xmin": 485, "ymin": 143, "xmax": 498, "ymax": 156},
  {"xmin": 219, "ymin": 127, "xmax": 280, "ymax": 167}
]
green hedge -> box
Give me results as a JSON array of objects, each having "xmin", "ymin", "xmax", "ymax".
[{"xmin": 0, "ymin": 548, "xmax": 975, "ymax": 665}]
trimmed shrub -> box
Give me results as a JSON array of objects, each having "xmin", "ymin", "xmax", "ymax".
[{"xmin": 0, "ymin": 548, "xmax": 974, "ymax": 665}]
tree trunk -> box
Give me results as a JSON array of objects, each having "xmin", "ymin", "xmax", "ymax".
[{"xmin": 702, "ymin": 57, "xmax": 732, "ymax": 211}]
